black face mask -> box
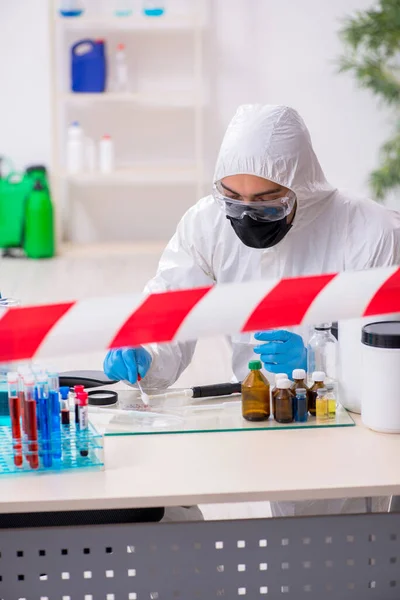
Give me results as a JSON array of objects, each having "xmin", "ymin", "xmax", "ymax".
[{"xmin": 228, "ymin": 215, "xmax": 293, "ymax": 249}]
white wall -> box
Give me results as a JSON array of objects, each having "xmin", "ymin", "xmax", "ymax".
[
  {"xmin": 0, "ymin": 0, "xmax": 52, "ymax": 171},
  {"xmin": 212, "ymin": 0, "xmax": 392, "ymax": 197},
  {"xmin": 0, "ymin": 0, "xmax": 394, "ymax": 241}
]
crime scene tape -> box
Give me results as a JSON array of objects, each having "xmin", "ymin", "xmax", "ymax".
[{"xmin": 1, "ymin": 265, "xmax": 400, "ymax": 363}]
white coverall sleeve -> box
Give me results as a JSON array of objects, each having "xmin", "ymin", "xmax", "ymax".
[
  {"xmin": 345, "ymin": 205, "xmax": 400, "ymax": 270},
  {"xmin": 140, "ymin": 209, "xmax": 215, "ymax": 390},
  {"xmin": 367, "ymin": 227, "xmax": 400, "ymax": 268}
]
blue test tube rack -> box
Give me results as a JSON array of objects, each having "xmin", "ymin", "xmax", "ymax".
[{"xmin": 0, "ymin": 417, "xmax": 103, "ymax": 476}]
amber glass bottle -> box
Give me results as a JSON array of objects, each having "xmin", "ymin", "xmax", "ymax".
[
  {"xmin": 274, "ymin": 379, "xmax": 294, "ymax": 423},
  {"xmin": 309, "ymin": 371, "xmax": 326, "ymax": 416},
  {"xmin": 241, "ymin": 360, "xmax": 270, "ymax": 422},
  {"xmin": 271, "ymin": 373, "xmax": 286, "ymax": 418}
]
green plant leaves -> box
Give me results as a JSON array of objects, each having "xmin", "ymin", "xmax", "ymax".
[{"xmin": 338, "ymin": 0, "xmax": 400, "ymax": 199}]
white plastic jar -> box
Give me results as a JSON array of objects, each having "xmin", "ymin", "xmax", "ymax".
[
  {"xmin": 361, "ymin": 321, "xmax": 400, "ymax": 433},
  {"xmin": 338, "ymin": 313, "xmax": 400, "ymax": 413}
]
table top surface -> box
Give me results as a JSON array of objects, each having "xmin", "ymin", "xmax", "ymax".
[{"xmin": 2, "ymin": 405, "xmax": 400, "ymax": 513}]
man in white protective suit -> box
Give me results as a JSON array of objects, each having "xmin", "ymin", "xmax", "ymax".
[{"xmin": 105, "ymin": 104, "xmax": 400, "ymax": 517}]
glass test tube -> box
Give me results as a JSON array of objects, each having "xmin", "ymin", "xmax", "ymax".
[
  {"xmin": 74, "ymin": 385, "xmax": 84, "ymax": 424},
  {"xmin": 36, "ymin": 376, "xmax": 52, "ymax": 468},
  {"xmin": 48, "ymin": 371, "xmax": 62, "ymax": 460},
  {"xmin": 77, "ymin": 391, "xmax": 89, "ymax": 457},
  {"xmin": 24, "ymin": 376, "xmax": 39, "ymax": 469},
  {"xmin": 7, "ymin": 372, "xmax": 23, "ymax": 467}
]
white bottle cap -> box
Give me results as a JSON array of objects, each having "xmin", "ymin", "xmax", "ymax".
[
  {"xmin": 7, "ymin": 371, "xmax": 18, "ymax": 382},
  {"xmin": 24, "ymin": 374, "xmax": 35, "ymax": 386},
  {"xmin": 17, "ymin": 365, "xmax": 31, "ymax": 375},
  {"xmin": 292, "ymin": 369, "xmax": 306, "ymax": 380},
  {"xmin": 312, "ymin": 371, "xmax": 326, "ymax": 382},
  {"xmin": 274, "ymin": 373, "xmax": 287, "ymax": 382},
  {"xmin": 277, "ymin": 379, "xmax": 291, "ymax": 389}
]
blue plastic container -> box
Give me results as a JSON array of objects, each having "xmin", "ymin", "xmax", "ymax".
[
  {"xmin": 143, "ymin": 8, "xmax": 164, "ymax": 16},
  {"xmin": 143, "ymin": 2, "xmax": 165, "ymax": 16},
  {"xmin": 59, "ymin": 0, "xmax": 84, "ymax": 17},
  {"xmin": 71, "ymin": 39, "xmax": 107, "ymax": 93},
  {"xmin": 60, "ymin": 9, "xmax": 84, "ymax": 16}
]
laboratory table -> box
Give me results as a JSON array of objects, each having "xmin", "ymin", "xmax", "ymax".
[{"xmin": 2, "ymin": 414, "xmax": 400, "ymax": 600}]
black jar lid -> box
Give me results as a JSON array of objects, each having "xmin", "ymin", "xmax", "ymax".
[
  {"xmin": 88, "ymin": 389, "xmax": 118, "ymax": 406},
  {"xmin": 362, "ymin": 321, "xmax": 400, "ymax": 349}
]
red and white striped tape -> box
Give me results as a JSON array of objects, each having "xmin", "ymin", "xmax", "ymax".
[{"xmin": 1, "ymin": 265, "xmax": 400, "ymax": 363}]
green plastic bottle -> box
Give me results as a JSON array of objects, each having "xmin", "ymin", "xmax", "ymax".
[
  {"xmin": 0, "ymin": 172, "xmax": 31, "ymax": 248},
  {"xmin": 26, "ymin": 165, "xmax": 49, "ymax": 191},
  {"xmin": 24, "ymin": 181, "xmax": 55, "ymax": 258}
]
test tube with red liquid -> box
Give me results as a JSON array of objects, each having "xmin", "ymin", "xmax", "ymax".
[
  {"xmin": 23, "ymin": 375, "xmax": 39, "ymax": 469},
  {"xmin": 7, "ymin": 372, "xmax": 23, "ymax": 467},
  {"xmin": 74, "ymin": 385, "xmax": 84, "ymax": 424},
  {"xmin": 17, "ymin": 368, "xmax": 30, "ymax": 465},
  {"xmin": 77, "ymin": 391, "xmax": 89, "ymax": 457}
]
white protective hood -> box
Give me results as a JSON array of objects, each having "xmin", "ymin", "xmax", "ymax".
[{"xmin": 214, "ymin": 104, "xmax": 336, "ymax": 230}]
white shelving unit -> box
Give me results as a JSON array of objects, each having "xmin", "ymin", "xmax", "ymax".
[
  {"xmin": 62, "ymin": 90, "xmax": 201, "ymax": 108},
  {"xmin": 59, "ymin": 13, "xmax": 199, "ymax": 31},
  {"xmin": 50, "ymin": 0, "xmax": 207, "ymax": 243},
  {"xmin": 65, "ymin": 165, "xmax": 198, "ymax": 185}
]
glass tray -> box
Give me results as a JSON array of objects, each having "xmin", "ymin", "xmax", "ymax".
[{"xmin": 87, "ymin": 389, "xmax": 355, "ymax": 437}]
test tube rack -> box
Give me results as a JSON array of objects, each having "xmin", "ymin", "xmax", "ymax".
[{"xmin": 0, "ymin": 417, "xmax": 104, "ymax": 476}]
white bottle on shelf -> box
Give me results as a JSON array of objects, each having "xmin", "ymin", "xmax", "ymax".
[
  {"xmin": 66, "ymin": 121, "xmax": 84, "ymax": 174},
  {"xmin": 99, "ymin": 135, "xmax": 115, "ymax": 173},
  {"xmin": 115, "ymin": 43, "xmax": 129, "ymax": 92}
]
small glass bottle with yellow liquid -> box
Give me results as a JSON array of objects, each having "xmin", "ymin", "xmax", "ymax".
[
  {"xmin": 325, "ymin": 383, "xmax": 336, "ymax": 419},
  {"xmin": 241, "ymin": 360, "xmax": 270, "ymax": 422},
  {"xmin": 309, "ymin": 371, "xmax": 326, "ymax": 416},
  {"xmin": 316, "ymin": 388, "xmax": 328, "ymax": 421}
]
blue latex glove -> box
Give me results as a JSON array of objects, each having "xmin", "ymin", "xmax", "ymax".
[
  {"xmin": 253, "ymin": 330, "xmax": 307, "ymax": 378},
  {"xmin": 103, "ymin": 347, "xmax": 152, "ymax": 384}
]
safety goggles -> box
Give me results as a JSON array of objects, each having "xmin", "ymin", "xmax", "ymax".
[{"xmin": 213, "ymin": 181, "xmax": 296, "ymax": 222}]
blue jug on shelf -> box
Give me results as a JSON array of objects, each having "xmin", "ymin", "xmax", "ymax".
[
  {"xmin": 71, "ymin": 39, "xmax": 107, "ymax": 93},
  {"xmin": 60, "ymin": 0, "xmax": 85, "ymax": 17},
  {"xmin": 143, "ymin": 1, "xmax": 165, "ymax": 16}
]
